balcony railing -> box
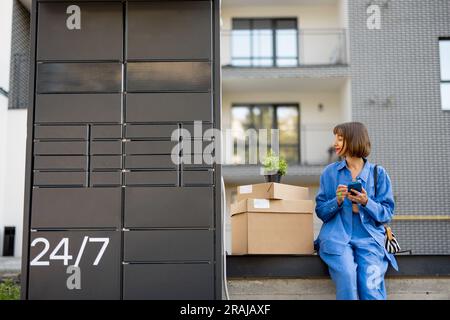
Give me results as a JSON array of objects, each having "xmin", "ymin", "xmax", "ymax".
[
  {"xmin": 224, "ymin": 124, "xmax": 339, "ymax": 166},
  {"xmin": 221, "ymin": 28, "xmax": 347, "ymax": 67}
]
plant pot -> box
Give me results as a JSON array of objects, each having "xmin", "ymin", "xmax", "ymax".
[{"xmin": 264, "ymin": 172, "xmax": 282, "ymax": 183}]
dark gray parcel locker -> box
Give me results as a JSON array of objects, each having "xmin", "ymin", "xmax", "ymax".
[{"xmin": 22, "ymin": 0, "xmax": 222, "ymax": 300}]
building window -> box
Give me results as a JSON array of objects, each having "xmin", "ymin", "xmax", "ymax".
[
  {"xmin": 440, "ymin": 39, "xmax": 450, "ymax": 110},
  {"xmin": 231, "ymin": 104, "xmax": 300, "ymax": 164},
  {"xmin": 231, "ymin": 18, "xmax": 298, "ymax": 67}
]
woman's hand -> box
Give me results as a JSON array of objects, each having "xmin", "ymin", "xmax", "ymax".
[
  {"xmin": 347, "ymin": 187, "xmax": 369, "ymax": 206},
  {"xmin": 336, "ymin": 184, "xmax": 348, "ymax": 206}
]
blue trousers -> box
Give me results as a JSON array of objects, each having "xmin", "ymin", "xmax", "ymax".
[{"xmin": 319, "ymin": 213, "xmax": 389, "ymax": 300}]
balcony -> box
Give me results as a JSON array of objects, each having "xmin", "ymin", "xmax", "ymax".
[
  {"xmin": 222, "ymin": 123, "xmax": 339, "ymax": 185},
  {"xmin": 221, "ymin": 28, "xmax": 348, "ymax": 68}
]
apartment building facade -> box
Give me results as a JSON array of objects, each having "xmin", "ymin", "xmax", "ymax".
[
  {"xmin": 220, "ymin": 0, "xmax": 450, "ymax": 254},
  {"xmin": 1, "ymin": 0, "xmax": 449, "ymax": 258}
]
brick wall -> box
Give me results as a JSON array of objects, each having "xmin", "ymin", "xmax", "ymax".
[
  {"xmin": 348, "ymin": 0, "xmax": 450, "ymax": 253},
  {"xmin": 8, "ymin": 0, "xmax": 30, "ymax": 110}
]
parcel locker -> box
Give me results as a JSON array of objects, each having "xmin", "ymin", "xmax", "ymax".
[{"xmin": 23, "ymin": 0, "xmax": 222, "ymax": 300}]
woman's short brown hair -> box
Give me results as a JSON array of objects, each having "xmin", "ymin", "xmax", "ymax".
[{"xmin": 333, "ymin": 122, "xmax": 371, "ymax": 158}]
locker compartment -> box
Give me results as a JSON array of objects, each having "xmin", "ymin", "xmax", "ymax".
[
  {"xmin": 126, "ymin": 62, "xmax": 211, "ymax": 92},
  {"xmin": 124, "ymin": 140, "xmax": 177, "ymax": 155},
  {"xmin": 37, "ymin": 62, "xmax": 122, "ymax": 93},
  {"xmin": 124, "ymin": 155, "xmax": 177, "ymax": 170},
  {"xmin": 34, "ymin": 125, "xmax": 87, "ymax": 140},
  {"xmin": 91, "ymin": 155, "xmax": 122, "ymax": 170},
  {"xmin": 124, "ymin": 187, "xmax": 213, "ymax": 228},
  {"xmin": 180, "ymin": 140, "xmax": 215, "ymax": 154},
  {"xmin": 28, "ymin": 230, "xmax": 120, "ymax": 300},
  {"xmin": 183, "ymin": 170, "xmax": 214, "ymax": 186},
  {"xmin": 126, "ymin": 93, "xmax": 212, "ymax": 123},
  {"xmin": 33, "ymin": 171, "xmax": 86, "ymax": 187},
  {"xmin": 180, "ymin": 155, "xmax": 216, "ymax": 168},
  {"xmin": 182, "ymin": 123, "xmax": 214, "ymax": 140},
  {"xmin": 90, "ymin": 172, "xmax": 122, "ymax": 186},
  {"xmin": 35, "ymin": 94, "xmax": 122, "ymax": 124},
  {"xmin": 125, "ymin": 124, "xmax": 178, "ymax": 140},
  {"xmin": 91, "ymin": 125, "xmax": 122, "ymax": 139},
  {"xmin": 183, "ymin": 162, "xmax": 214, "ymax": 169},
  {"xmin": 127, "ymin": 1, "xmax": 211, "ymax": 60},
  {"xmin": 34, "ymin": 156, "xmax": 87, "ymax": 171},
  {"xmin": 124, "ymin": 171, "xmax": 177, "ymax": 186},
  {"xmin": 37, "ymin": 2, "xmax": 123, "ymax": 61},
  {"xmin": 90, "ymin": 141, "xmax": 122, "ymax": 155},
  {"xmin": 31, "ymin": 188, "xmax": 121, "ymax": 228},
  {"xmin": 124, "ymin": 230, "xmax": 213, "ymax": 262},
  {"xmin": 34, "ymin": 141, "xmax": 87, "ymax": 155},
  {"xmin": 123, "ymin": 263, "xmax": 214, "ymax": 300}
]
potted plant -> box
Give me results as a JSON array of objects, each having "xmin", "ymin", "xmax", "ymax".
[{"xmin": 262, "ymin": 150, "xmax": 288, "ymax": 183}]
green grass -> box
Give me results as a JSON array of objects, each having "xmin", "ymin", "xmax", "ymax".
[{"xmin": 0, "ymin": 279, "xmax": 20, "ymax": 300}]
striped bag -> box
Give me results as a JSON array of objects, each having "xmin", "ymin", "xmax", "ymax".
[{"xmin": 374, "ymin": 165, "xmax": 401, "ymax": 254}]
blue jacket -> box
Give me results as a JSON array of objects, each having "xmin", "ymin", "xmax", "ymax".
[{"xmin": 314, "ymin": 158, "xmax": 399, "ymax": 271}]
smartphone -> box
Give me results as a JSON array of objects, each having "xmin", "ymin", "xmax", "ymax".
[{"xmin": 347, "ymin": 181, "xmax": 362, "ymax": 195}]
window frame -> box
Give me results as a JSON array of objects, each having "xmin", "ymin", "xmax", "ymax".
[
  {"xmin": 231, "ymin": 103, "xmax": 301, "ymax": 164},
  {"xmin": 231, "ymin": 17, "xmax": 299, "ymax": 67},
  {"xmin": 439, "ymin": 38, "xmax": 450, "ymax": 111}
]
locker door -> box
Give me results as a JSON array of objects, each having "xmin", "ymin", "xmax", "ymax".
[
  {"xmin": 37, "ymin": 2, "xmax": 123, "ymax": 61},
  {"xmin": 127, "ymin": 1, "xmax": 211, "ymax": 60}
]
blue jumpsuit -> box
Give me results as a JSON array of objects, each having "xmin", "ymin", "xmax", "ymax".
[{"xmin": 314, "ymin": 157, "xmax": 398, "ymax": 300}]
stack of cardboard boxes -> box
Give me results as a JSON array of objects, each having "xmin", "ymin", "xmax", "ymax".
[{"xmin": 231, "ymin": 182, "xmax": 314, "ymax": 255}]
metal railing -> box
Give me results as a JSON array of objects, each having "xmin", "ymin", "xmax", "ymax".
[
  {"xmin": 225, "ymin": 123, "xmax": 339, "ymax": 166},
  {"xmin": 221, "ymin": 28, "xmax": 347, "ymax": 67}
]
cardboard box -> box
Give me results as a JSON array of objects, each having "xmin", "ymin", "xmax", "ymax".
[
  {"xmin": 231, "ymin": 198, "xmax": 314, "ymax": 215},
  {"xmin": 236, "ymin": 183, "xmax": 309, "ymax": 202},
  {"xmin": 231, "ymin": 199, "xmax": 314, "ymax": 255}
]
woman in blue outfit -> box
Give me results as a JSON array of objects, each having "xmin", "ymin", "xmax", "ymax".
[{"xmin": 315, "ymin": 122, "xmax": 398, "ymax": 300}]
